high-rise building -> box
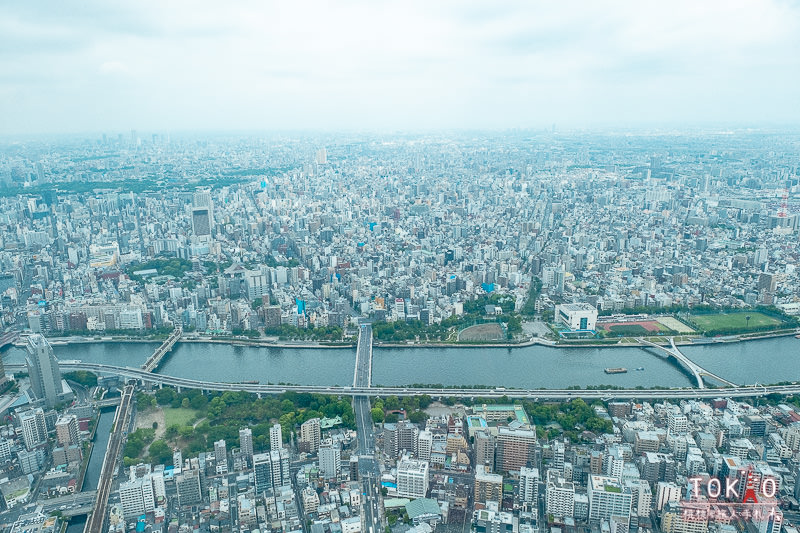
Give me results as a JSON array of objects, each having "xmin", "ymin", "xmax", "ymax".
[
  {"xmin": 254, "ymin": 449, "xmax": 291, "ymax": 494},
  {"xmin": 19, "ymin": 408, "xmax": 47, "ymax": 450},
  {"xmin": 546, "ymin": 469, "xmax": 575, "ymax": 518},
  {"xmin": 475, "ymin": 430, "xmax": 495, "ymax": 472},
  {"xmin": 417, "ymin": 430, "xmax": 432, "ymax": 461},
  {"xmin": 214, "ymin": 439, "xmax": 228, "ymax": 474},
  {"xmin": 474, "ymin": 465, "xmax": 503, "ymax": 505},
  {"xmin": 588, "ymin": 475, "xmax": 633, "ymax": 521},
  {"xmin": 192, "ymin": 208, "xmax": 212, "ymax": 238},
  {"xmin": 519, "ymin": 466, "xmax": 540, "ymax": 505},
  {"xmin": 240, "ymin": 427, "xmax": 254, "ymax": 465},
  {"xmin": 495, "ymin": 425, "xmax": 537, "ymax": 472},
  {"xmin": 26, "ymin": 334, "xmax": 66, "ymax": 408},
  {"xmin": 396, "ymin": 455, "xmax": 429, "ymax": 499},
  {"xmin": 175, "ymin": 470, "xmax": 202, "ymax": 506},
  {"xmin": 270, "ymin": 423, "xmax": 283, "ymax": 451},
  {"xmin": 55, "ymin": 415, "xmax": 79, "ymax": 447},
  {"xmin": 655, "ymin": 482, "xmax": 681, "ymax": 512},
  {"xmin": 253, "ymin": 453, "xmax": 273, "ymax": 495},
  {"xmin": 318, "ymin": 440, "xmax": 341, "ymax": 479},
  {"xmin": 119, "ymin": 476, "xmax": 156, "ymax": 518},
  {"xmin": 300, "ymin": 418, "xmax": 321, "ymax": 453}
]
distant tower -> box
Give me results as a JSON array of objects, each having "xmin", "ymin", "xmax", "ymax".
[
  {"xmin": 778, "ymin": 186, "xmax": 789, "ymax": 218},
  {"xmin": 316, "ymin": 148, "xmax": 327, "ymax": 165},
  {"xmin": 25, "ymin": 334, "xmax": 64, "ymax": 408},
  {"xmin": 192, "ymin": 189, "xmax": 213, "ymax": 239}
]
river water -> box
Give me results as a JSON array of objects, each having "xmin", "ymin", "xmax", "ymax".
[
  {"xmin": 63, "ymin": 408, "xmax": 115, "ymax": 533},
  {"xmin": 3, "ymin": 336, "xmax": 798, "ymax": 388}
]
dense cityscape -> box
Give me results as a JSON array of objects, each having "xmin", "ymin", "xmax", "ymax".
[{"xmin": 0, "ymin": 130, "xmax": 796, "ymax": 533}]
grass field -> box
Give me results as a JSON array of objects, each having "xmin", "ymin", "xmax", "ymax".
[
  {"xmin": 690, "ymin": 311, "xmax": 781, "ymax": 332},
  {"xmin": 163, "ymin": 407, "xmax": 198, "ymax": 428}
]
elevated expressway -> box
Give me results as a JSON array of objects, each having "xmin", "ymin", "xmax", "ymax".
[{"xmin": 4, "ymin": 361, "xmax": 791, "ymax": 400}]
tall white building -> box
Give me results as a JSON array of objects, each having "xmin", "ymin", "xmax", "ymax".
[
  {"xmin": 318, "ymin": 439, "xmax": 341, "ymax": 479},
  {"xmin": 655, "ymin": 482, "xmax": 682, "ymax": 512},
  {"xmin": 667, "ymin": 410, "xmax": 689, "ymax": 436},
  {"xmin": 19, "ymin": 408, "xmax": 47, "ymax": 450},
  {"xmin": 519, "ymin": 466, "xmax": 540, "ymax": 505},
  {"xmin": 270, "ymin": 423, "xmax": 283, "ymax": 452},
  {"xmin": 417, "ymin": 430, "xmax": 432, "ymax": 461},
  {"xmin": 588, "ymin": 475, "xmax": 632, "ymax": 521},
  {"xmin": 119, "ymin": 476, "xmax": 156, "ymax": 518},
  {"xmin": 214, "ymin": 440, "xmax": 228, "ymax": 474},
  {"xmin": 396, "ymin": 455, "xmax": 429, "ymax": 499},
  {"xmin": 546, "ymin": 470, "xmax": 575, "ymax": 518},
  {"xmin": 240, "ymin": 428, "xmax": 253, "ymax": 464}
]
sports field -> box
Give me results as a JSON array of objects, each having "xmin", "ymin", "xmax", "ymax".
[
  {"xmin": 689, "ymin": 311, "xmax": 781, "ymax": 332},
  {"xmin": 598, "ymin": 320, "xmax": 666, "ymax": 335}
]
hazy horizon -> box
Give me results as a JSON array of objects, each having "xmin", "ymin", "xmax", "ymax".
[{"xmin": 3, "ymin": 0, "xmax": 800, "ymax": 136}]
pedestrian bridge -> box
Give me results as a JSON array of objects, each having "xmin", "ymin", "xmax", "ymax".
[{"xmin": 637, "ymin": 337, "xmax": 737, "ymax": 388}]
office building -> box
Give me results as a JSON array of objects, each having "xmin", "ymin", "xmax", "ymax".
[
  {"xmin": 270, "ymin": 423, "xmax": 283, "ymax": 451},
  {"xmin": 655, "ymin": 482, "xmax": 682, "ymax": 512},
  {"xmin": 588, "ymin": 475, "xmax": 633, "ymax": 521},
  {"xmin": 546, "ymin": 469, "xmax": 575, "ymax": 518},
  {"xmin": 254, "ymin": 449, "xmax": 291, "ymax": 494},
  {"xmin": 19, "ymin": 408, "xmax": 47, "ymax": 450},
  {"xmin": 26, "ymin": 334, "xmax": 67, "ymax": 408},
  {"xmin": 519, "ymin": 466, "xmax": 539, "ymax": 505},
  {"xmin": 214, "ymin": 439, "xmax": 228, "ymax": 474},
  {"xmin": 192, "ymin": 207, "xmax": 213, "ymax": 238},
  {"xmin": 55, "ymin": 415, "xmax": 79, "ymax": 447},
  {"xmin": 475, "ymin": 430, "xmax": 496, "ymax": 472},
  {"xmin": 239, "ymin": 427, "xmax": 253, "ymax": 465},
  {"xmin": 397, "ymin": 455, "xmax": 429, "ymax": 499},
  {"xmin": 474, "ymin": 465, "xmax": 503, "ymax": 505},
  {"xmin": 119, "ymin": 476, "xmax": 156, "ymax": 518},
  {"xmin": 495, "ymin": 425, "xmax": 537, "ymax": 472},
  {"xmin": 318, "ymin": 439, "xmax": 341, "ymax": 479},
  {"xmin": 418, "ymin": 430, "xmax": 432, "ymax": 461},
  {"xmin": 300, "ymin": 418, "xmax": 321, "ymax": 453},
  {"xmin": 555, "ymin": 302, "xmax": 598, "ymax": 331},
  {"xmin": 176, "ymin": 470, "xmax": 202, "ymax": 506}
]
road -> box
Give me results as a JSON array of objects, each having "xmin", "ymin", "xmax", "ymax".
[
  {"xmin": 353, "ymin": 324, "xmax": 382, "ymax": 533},
  {"xmin": 84, "ymin": 384, "xmax": 134, "ymax": 533},
  {"xmin": 2, "ymin": 362, "xmax": 791, "ymax": 400}
]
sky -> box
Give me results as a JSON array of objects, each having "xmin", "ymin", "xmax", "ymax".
[{"xmin": 2, "ymin": 0, "xmax": 800, "ymax": 135}]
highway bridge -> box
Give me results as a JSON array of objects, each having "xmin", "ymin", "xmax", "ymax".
[
  {"xmin": 3, "ymin": 361, "xmax": 794, "ymax": 400},
  {"xmin": 38, "ymin": 490, "xmax": 97, "ymax": 518},
  {"xmin": 637, "ymin": 337, "xmax": 737, "ymax": 388},
  {"xmin": 140, "ymin": 327, "xmax": 182, "ymax": 373}
]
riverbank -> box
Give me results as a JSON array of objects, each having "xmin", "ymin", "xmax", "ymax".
[{"xmin": 24, "ymin": 326, "xmax": 799, "ymax": 351}]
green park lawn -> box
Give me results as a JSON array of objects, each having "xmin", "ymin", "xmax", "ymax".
[
  {"xmin": 690, "ymin": 311, "xmax": 781, "ymax": 332},
  {"xmin": 163, "ymin": 407, "xmax": 198, "ymax": 428}
]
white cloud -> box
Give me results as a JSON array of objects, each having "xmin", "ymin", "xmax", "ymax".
[{"xmin": 1, "ymin": 0, "xmax": 799, "ymax": 134}]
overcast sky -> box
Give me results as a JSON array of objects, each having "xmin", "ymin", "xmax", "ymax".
[{"xmin": 2, "ymin": 1, "xmax": 799, "ymax": 135}]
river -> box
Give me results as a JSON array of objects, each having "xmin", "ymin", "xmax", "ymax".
[
  {"xmin": 3, "ymin": 336, "xmax": 798, "ymax": 388},
  {"xmin": 63, "ymin": 408, "xmax": 115, "ymax": 533}
]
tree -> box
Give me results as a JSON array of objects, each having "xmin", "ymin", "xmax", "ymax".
[
  {"xmin": 148, "ymin": 439, "xmax": 172, "ymax": 465},
  {"xmin": 371, "ymin": 407, "xmax": 385, "ymax": 423},
  {"xmin": 155, "ymin": 387, "xmax": 177, "ymax": 406}
]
